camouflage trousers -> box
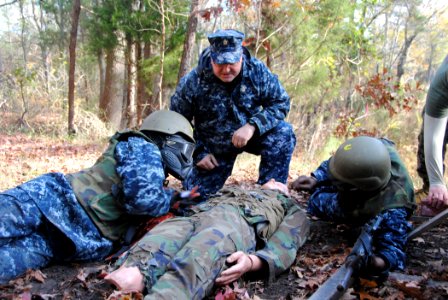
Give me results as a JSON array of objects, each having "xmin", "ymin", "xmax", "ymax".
[
  {"xmin": 0, "ymin": 194, "xmax": 54, "ymax": 284},
  {"xmin": 0, "ymin": 173, "xmax": 113, "ymax": 284},
  {"xmin": 416, "ymin": 108, "xmax": 448, "ymax": 190},
  {"xmin": 184, "ymin": 121, "xmax": 296, "ymax": 200},
  {"xmin": 117, "ymin": 204, "xmax": 257, "ymax": 300}
]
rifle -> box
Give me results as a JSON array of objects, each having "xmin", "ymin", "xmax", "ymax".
[
  {"xmin": 308, "ymin": 215, "xmax": 384, "ymax": 300},
  {"xmin": 408, "ymin": 208, "xmax": 448, "ymax": 240}
]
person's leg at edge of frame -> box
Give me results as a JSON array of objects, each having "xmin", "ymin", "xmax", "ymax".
[
  {"xmin": 0, "ymin": 231, "xmax": 53, "ymax": 284},
  {"xmin": 416, "ymin": 111, "xmax": 448, "ymax": 206},
  {"xmin": 105, "ymin": 216, "xmax": 196, "ymax": 292},
  {"xmin": 0, "ymin": 192, "xmax": 54, "ymax": 284},
  {"xmin": 144, "ymin": 205, "xmax": 257, "ymax": 300}
]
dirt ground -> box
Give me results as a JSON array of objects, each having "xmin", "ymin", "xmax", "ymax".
[{"xmin": 0, "ymin": 187, "xmax": 447, "ymax": 300}]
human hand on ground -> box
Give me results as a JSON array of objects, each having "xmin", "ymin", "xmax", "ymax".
[
  {"xmin": 196, "ymin": 154, "xmax": 219, "ymax": 170},
  {"xmin": 368, "ymin": 255, "xmax": 387, "ymax": 273},
  {"xmin": 423, "ymin": 185, "xmax": 448, "ymax": 210},
  {"xmin": 215, "ymin": 251, "xmax": 259, "ymax": 285},
  {"xmin": 290, "ymin": 175, "xmax": 317, "ymax": 191},
  {"xmin": 232, "ymin": 123, "xmax": 256, "ymax": 148}
]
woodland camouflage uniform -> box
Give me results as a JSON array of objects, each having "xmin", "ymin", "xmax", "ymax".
[
  {"xmin": 0, "ymin": 131, "xmax": 178, "ymax": 284},
  {"xmin": 114, "ymin": 186, "xmax": 310, "ymax": 300},
  {"xmin": 307, "ymin": 138, "xmax": 415, "ymax": 275},
  {"xmin": 170, "ymin": 29, "xmax": 296, "ymax": 200}
]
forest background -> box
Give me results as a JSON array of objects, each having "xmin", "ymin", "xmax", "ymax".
[{"xmin": 1, "ymin": 0, "xmax": 448, "ymax": 192}]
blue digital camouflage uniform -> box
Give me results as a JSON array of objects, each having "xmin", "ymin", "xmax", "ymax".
[
  {"xmin": 114, "ymin": 187, "xmax": 310, "ymax": 300},
  {"xmin": 170, "ymin": 39, "xmax": 296, "ymax": 200},
  {"xmin": 306, "ymin": 139, "xmax": 415, "ymax": 274},
  {"xmin": 0, "ymin": 134, "xmax": 175, "ymax": 284}
]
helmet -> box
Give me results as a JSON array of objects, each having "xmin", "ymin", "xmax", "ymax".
[
  {"xmin": 140, "ymin": 110, "xmax": 194, "ymax": 143},
  {"xmin": 329, "ymin": 136, "xmax": 391, "ymax": 191},
  {"xmin": 141, "ymin": 110, "xmax": 195, "ymax": 181}
]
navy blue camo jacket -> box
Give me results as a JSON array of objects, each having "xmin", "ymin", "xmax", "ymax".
[{"xmin": 170, "ymin": 47, "xmax": 290, "ymax": 159}]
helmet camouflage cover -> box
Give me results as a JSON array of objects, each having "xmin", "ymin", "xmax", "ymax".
[{"xmin": 329, "ymin": 136, "xmax": 391, "ymax": 191}]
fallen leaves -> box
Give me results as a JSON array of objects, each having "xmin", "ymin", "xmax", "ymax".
[
  {"xmin": 0, "ymin": 133, "xmax": 104, "ymax": 190},
  {"xmin": 214, "ymin": 282, "xmax": 251, "ymax": 300},
  {"xmin": 25, "ymin": 269, "xmax": 47, "ymax": 283}
]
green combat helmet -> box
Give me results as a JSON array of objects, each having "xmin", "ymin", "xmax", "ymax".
[
  {"xmin": 329, "ymin": 136, "xmax": 391, "ymax": 191},
  {"xmin": 140, "ymin": 110, "xmax": 194, "ymax": 143},
  {"xmin": 140, "ymin": 110, "xmax": 195, "ymax": 181}
]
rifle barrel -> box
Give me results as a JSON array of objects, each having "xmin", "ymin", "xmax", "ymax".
[{"xmin": 408, "ymin": 208, "xmax": 448, "ymax": 240}]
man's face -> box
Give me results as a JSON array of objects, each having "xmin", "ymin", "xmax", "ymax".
[{"xmin": 211, "ymin": 57, "xmax": 242, "ymax": 83}]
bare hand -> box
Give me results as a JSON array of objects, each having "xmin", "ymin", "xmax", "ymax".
[
  {"xmin": 423, "ymin": 185, "xmax": 448, "ymax": 210},
  {"xmin": 104, "ymin": 266, "xmax": 145, "ymax": 292},
  {"xmin": 215, "ymin": 251, "xmax": 254, "ymax": 286},
  {"xmin": 368, "ymin": 255, "xmax": 386, "ymax": 273},
  {"xmin": 232, "ymin": 123, "xmax": 256, "ymax": 148},
  {"xmin": 196, "ymin": 154, "xmax": 219, "ymax": 170},
  {"xmin": 290, "ymin": 175, "xmax": 317, "ymax": 191}
]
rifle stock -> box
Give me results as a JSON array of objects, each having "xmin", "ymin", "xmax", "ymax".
[{"xmin": 308, "ymin": 215, "xmax": 383, "ymax": 300}]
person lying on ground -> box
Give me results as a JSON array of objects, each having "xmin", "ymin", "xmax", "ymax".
[
  {"xmin": 291, "ymin": 136, "xmax": 415, "ymax": 278},
  {"xmin": 105, "ymin": 179, "xmax": 310, "ymax": 300},
  {"xmin": 0, "ymin": 110, "xmax": 198, "ymax": 285}
]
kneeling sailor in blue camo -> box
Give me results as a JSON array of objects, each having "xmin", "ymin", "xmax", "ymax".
[
  {"xmin": 0, "ymin": 110, "xmax": 197, "ymax": 284},
  {"xmin": 170, "ymin": 29, "xmax": 296, "ymax": 200}
]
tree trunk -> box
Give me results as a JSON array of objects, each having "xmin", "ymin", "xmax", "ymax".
[
  {"xmin": 67, "ymin": 0, "xmax": 81, "ymax": 135},
  {"xmin": 177, "ymin": 0, "xmax": 198, "ymax": 84},
  {"xmin": 99, "ymin": 48, "xmax": 116, "ymax": 123},
  {"xmin": 136, "ymin": 41, "xmax": 143, "ymax": 125},
  {"xmin": 31, "ymin": 1, "xmax": 50, "ymax": 94},
  {"xmin": 139, "ymin": 42, "xmax": 153, "ymax": 120},
  {"xmin": 98, "ymin": 49, "xmax": 105, "ymax": 104},
  {"xmin": 396, "ymin": 32, "xmax": 417, "ymax": 83},
  {"xmin": 157, "ymin": 0, "xmax": 165, "ymax": 109},
  {"xmin": 125, "ymin": 35, "xmax": 137, "ymax": 129}
]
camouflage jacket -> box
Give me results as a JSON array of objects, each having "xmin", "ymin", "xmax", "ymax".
[
  {"xmin": 170, "ymin": 47, "xmax": 290, "ymax": 159},
  {"xmin": 66, "ymin": 131, "xmax": 174, "ymax": 242},
  {"xmin": 191, "ymin": 187, "xmax": 310, "ymax": 282}
]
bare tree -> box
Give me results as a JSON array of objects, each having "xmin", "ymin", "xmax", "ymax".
[
  {"xmin": 99, "ymin": 49, "xmax": 116, "ymax": 122},
  {"xmin": 177, "ymin": 0, "xmax": 199, "ymax": 83},
  {"xmin": 30, "ymin": 1, "xmax": 50, "ymax": 94},
  {"xmin": 124, "ymin": 33, "xmax": 137, "ymax": 129},
  {"xmin": 68, "ymin": 0, "xmax": 81, "ymax": 135},
  {"xmin": 156, "ymin": 0, "xmax": 165, "ymax": 109}
]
